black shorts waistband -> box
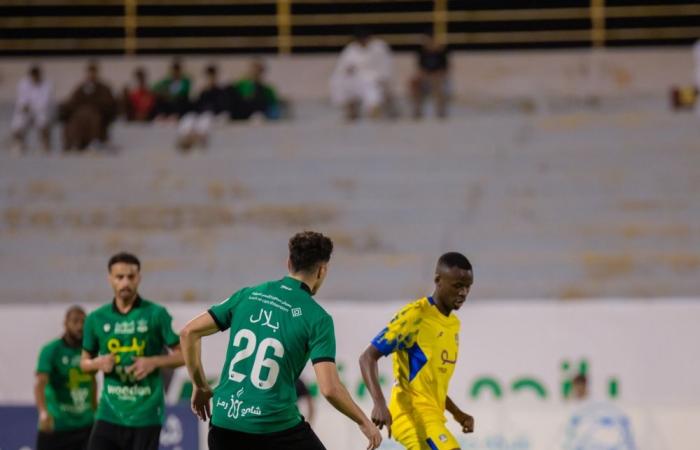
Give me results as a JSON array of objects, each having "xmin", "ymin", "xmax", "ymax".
[{"xmin": 209, "ymin": 418, "xmax": 305, "ymax": 437}]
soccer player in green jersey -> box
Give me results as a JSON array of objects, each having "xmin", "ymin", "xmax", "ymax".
[
  {"xmin": 80, "ymin": 252, "xmax": 184, "ymax": 450},
  {"xmin": 35, "ymin": 306, "xmax": 95, "ymax": 450},
  {"xmin": 180, "ymin": 231, "xmax": 382, "ymax": 450}
]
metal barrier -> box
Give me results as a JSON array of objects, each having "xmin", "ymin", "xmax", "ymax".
[{"xmin": 1, "ymin": 0, "xmax": 699, "ymax": 54}]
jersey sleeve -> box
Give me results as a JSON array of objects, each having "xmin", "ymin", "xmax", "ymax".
[
  {"xmin": 158, "ymin": 307, "xmax": 181, "ymax": 348},
  {"xmin": 208, "ymin": 290, "xmax": 244, "ymax": 332},
  {"xmin": 371, "ymin": 302, "xmax": 422, "ymax": 356},
  {"xmin": 36, "ymin": 343, "xmax": 54, "ymax": 374},
  {"xmin": 82, "ymin": 313, "xmax": 99, "ymax": 356},
  {"xmin": 309, "ymin": 314, "xmax": 336, "ymax": 364}
]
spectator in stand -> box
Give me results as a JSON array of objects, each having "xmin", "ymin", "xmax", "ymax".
[
  {"xmin": 177, "ymin": 64, "xmax": 229, "ymax": 151},
  {"xmin": 152, "ymin": 59, "xmax": 191, "ymax": 120},
  {"xmin": 60, "ymin": 62, "xmax": 117, "ymax": 152},
  {"xmin": 570, "ymin": 373, "xmax": 589, "ymax": 401},
  {"xmin": 230, "ymin": 59, "xmax": 281, "ymax": 121},
  {"xmin": 123, "ymin": 67, "xmax": 156, "ymax": 122},
  {"xmin": 10, "ymin": 65, "xmax": 53, "ymax": 153},
  {"xmin": 330, "ymin": 28, "xmax": 395, "ymax": 121},
  {"xmin": 409, "ymin": 33, "xmax": 450, "ymax": 119}
]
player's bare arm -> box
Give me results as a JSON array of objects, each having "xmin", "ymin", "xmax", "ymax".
[
  {"xmin": 90, "ymin": 374, "xmax": 97, "ymax": 410},
  {"xmin": 180, "ymin": 311, "xmax": 220, "ymax": 421},
  {"xmin": 313, "ymin": 360, "xmax": 382, "ymax": 450},
  {"xmin": 358, "ymin": 344, "xmax": 393, "ymax": 437},
  {"xmin": 79, "ymin": 349, "xmax": 115, "ymax": 374},
  {"xmin": 34, "ymin": 373, "xmax": 53, "ymax": 432},
  {"xmin": 126, "ymin": 344, "xmax": 184, "ymax": 381},
  {"xmin": 446, "ymin": 395, "xmax": 474, "ymax": 433}
]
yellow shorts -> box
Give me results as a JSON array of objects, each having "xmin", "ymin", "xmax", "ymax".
[{"xmin": 391, "ymin": 413, "xmax": 460, "ymax": 450}]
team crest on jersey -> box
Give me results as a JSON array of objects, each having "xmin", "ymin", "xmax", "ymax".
[
  {"xmin": 292, "ymin": 307, "xmax": 302, "ymax": 317},
  {"xmin": 103, "ymin": 324, "xmax": 111, "ymax": 333},
  {"xmin": 439, "ymin": 434, "xmax": 448, "ymax": 443},
  {"xmin": 137, "ymin": 319, "xmax": 149, "ymax": 333}
]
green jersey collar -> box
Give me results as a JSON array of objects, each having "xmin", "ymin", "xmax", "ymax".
[
  {"xmin": 111, "ymin": 295, "xmax": 143, "ymax": 315},
  {"xmin": 283, "ymin": 276, "xmax": 312, "ymax": 294}
]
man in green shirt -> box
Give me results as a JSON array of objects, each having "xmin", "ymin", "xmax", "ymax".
[
  {"xmin": 180, "ymin": 230, "xmax": 382, "ymax": 450},
  {"xmin": 80, "ymin": 252, "xmax": 184, "ymax": 450},
  {"xmin": 152, "ymin": 59, "xmax": 191, "ymax": 119},
  {"xmin": 35, "ymin": 306, "xmax": 95, "ymax": 450}
]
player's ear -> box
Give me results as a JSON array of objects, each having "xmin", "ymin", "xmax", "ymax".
[{"xmin": 434, "ymin": 273, "xmax": 441, "ymax": 286}]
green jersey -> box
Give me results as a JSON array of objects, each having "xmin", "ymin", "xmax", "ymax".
[
  {"xmin": 82, "ymin": 297, "xmax": 180, "ymax": 427},
  {"xmin": 36, "ymin": 338, "xmax": 95, "ymax": 431},
  {"xmin": 208, "ymin": 276, "xmax": 336, "ymax": 433}
]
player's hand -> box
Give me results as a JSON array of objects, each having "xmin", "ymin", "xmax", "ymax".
[
  {"xmin": 191, "ymin": 386, "xmax": 213, "ymax": 421},
  {"xmin": 38, "ymin": 410, "xmax": 54, "ymax": 432},
  {"xmin": 453, "ymin": 410, "xmax": 474, "ymax": 433},
  {"xmin": 370, "ymin": 402, "xmax": 393, "ymax": 438},
  {"xmin": 359, "ymin": 419, "xmax": 383, "ymax": 450},
  {"xmin": 96, "ymin": 354, "xmax": 115, "ymax": 373},
  {"xmin": 126, "ymin": 357, "xmax": 157, "ymax": 381}
]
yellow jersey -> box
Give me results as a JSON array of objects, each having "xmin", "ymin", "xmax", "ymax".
[{"xmin": 371, "ymin": 296, "xmax": 460, "ymax": 422}]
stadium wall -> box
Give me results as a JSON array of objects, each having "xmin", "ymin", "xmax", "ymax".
[{"xmin": 0, "ymin": 300, "xmax": 698, "ymax": 450}]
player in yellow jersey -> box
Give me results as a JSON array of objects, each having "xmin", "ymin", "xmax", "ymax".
[{"xmin": 359, "ymin": 252, "xmax": 475, "ymax": 450}]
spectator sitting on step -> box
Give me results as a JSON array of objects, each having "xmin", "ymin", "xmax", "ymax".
[
  {"xmin": 409, "ymin": 32, "xmax": 450, "ymax": 119},
  {"xmin": 230, "ymin": 59, "xmax": 281, "ymax": 121},
  {"xmin": 152, "ymin": 59, "xmax": 192, "ymax": 120},
  {"xmin": 330, "ymin": 27, "xmax": 396, "ymax": 121},
  {"xmin": 10, "ymin": 65, "xmax": 54, "ymax": 154},
  {"xmin": 177, "ymin": 64, "xmax": 230, "ymax": 151},
  {"xmin": 59, "ymin": 61, "xmax": 117, "ymax": 152},
  {"xmin": 123, "ymin": 67, "xmax": 156, "ymax": 122}
]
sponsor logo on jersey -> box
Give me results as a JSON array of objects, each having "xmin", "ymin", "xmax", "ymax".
[
  {"xmin": 292, "ymin": 307, "xmax": 302, "ymax": 317},
  {"xmin": 115, "ymin": 321, "xmax": 135, "ymax": 334},
  {"xmin": 216, "ymin": 388, "xmax": 262, "ymax": 420}
]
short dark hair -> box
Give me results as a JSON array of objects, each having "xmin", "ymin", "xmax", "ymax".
[
  {"xmin": 108, "ymin": 252, "xmax": 141, "ymax": 272},
  {"xmin": 65, "ymin": 305, "xmax": 85, "ymax": 319},
  {"xmin": 288, "ymin": 231, "xmax": 333, "ymax": 273},
  {"xmin": 205, "ymin": 64, "xmax": 217, "ymax": 76},
  {"xmin": 29, "ymin": 65, "xmax": 41, "ymax": 78},
  {"xmin": 437, "ymin": 252, "xmax": 472, "ymax": 272}
]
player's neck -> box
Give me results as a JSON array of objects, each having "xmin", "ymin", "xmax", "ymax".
[
  {"xmin": 431, "ymin": 293, "xmax": 451, "ymax": 317},
  {"xmin": 288, "ymin": 272, "xmax": 315, "ymax": 291},
  {"xmin": 62, "ymin": 333, "xmax": 81, "ymax": 348},
  {"xmin": 114, "ymin": 294, "xmax": 139, "ymax": 314}
]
